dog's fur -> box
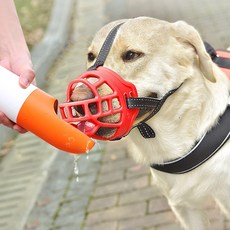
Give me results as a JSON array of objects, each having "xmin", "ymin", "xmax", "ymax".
[{"xmin": 72, "ymin": 17, "xmax": 230, "ymax": 229}]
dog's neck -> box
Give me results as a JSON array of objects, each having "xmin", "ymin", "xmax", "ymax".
[{"xmin": 127, "ymin": 69, "xmax": 229, "ymax": 166}]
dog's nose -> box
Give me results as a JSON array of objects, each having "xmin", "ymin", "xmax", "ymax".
[
  {"xmin": 70, "ymin": 84, "xmax": 97, "ymax": 117},
  {"xmin": 70, "ymin": 84, "xmax": 94, "ymax": 102}
]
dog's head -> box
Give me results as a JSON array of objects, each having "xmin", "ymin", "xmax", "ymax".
[{"xmin": 70, "ymin": 17, "xmax": 217, "ymax": 139}]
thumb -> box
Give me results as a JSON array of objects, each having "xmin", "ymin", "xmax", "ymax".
[{"xmin": 19, "ymin": 67, "xmax": 36, "ymax": 88}]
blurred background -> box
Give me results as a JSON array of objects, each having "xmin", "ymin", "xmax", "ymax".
[
  {"xmin": 15, "ymin": 0, "xmax": 53, "ymax": 49},
  {"xmin": 0, "ymin": 0, "xmax": 229, "ymax": 230}
]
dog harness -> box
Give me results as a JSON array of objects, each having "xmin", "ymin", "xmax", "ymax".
[
  {"xmin": 151, "ymin": 42, "xmax": 230, "ymax": 174},
  {"xmin": 151, "ymin": 106, "xmax": 230, "ymax": 173}
]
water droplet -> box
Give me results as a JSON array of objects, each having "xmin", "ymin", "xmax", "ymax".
[
  {"xmin": 85, "ymin": 138, "xmax": 94, "ymax": 154},
  {"xmin": 94, "ymin": 140, "xmax": 102, "ymax": 151},
  {"xmin": 73, "ymin": 155, "xmax": 81, "ymax": 183},
  {"xmin": 74, "ymin": 163, "xmax": 79, "ymax": 175},
  {"xmin": 85, "ymin": 149, "xmax": 90, "ymax": 154}
]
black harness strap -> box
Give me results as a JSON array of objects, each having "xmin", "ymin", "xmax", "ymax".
[
  {"xmin": 204, "ymin": 41, "xmax": 230, "ymax": 69},
  {"xmin": 204, "ymin": 42, "xmax": 218, "ymax": 60},
  {"xmin": 151, "ymin": 106, "xmax": 230, "ymax": 174},
  {"xmin": 214, "ymin": 57, "xmax": 230, "ymax": 69}
]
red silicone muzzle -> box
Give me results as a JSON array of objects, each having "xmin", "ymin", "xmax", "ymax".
[{"xmin": 59, "ymin": 67, "xmax": 139, "ymax": 140}]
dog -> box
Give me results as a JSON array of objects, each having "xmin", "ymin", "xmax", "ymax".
[{"xmin": 71, "ymin": 17, "xmax": 230, "ymax": 229}]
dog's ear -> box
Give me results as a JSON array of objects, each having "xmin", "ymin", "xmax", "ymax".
[{"xmin": 172, "ymin": 21, "xmax": 216, "ymax": 82}]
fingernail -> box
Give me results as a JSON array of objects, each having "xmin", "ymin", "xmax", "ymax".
[{"xmin": 19, "ymin": 78, "xmax": 29, "ymax": 88}]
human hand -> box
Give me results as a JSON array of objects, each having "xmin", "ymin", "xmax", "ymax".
[
  {"xmin": 0, "ymin": 55, "xmax": 35, "ymax": 133},
  {"xmin": 0, "ymin": 0, "xmax": 36, "ymax": 133}
]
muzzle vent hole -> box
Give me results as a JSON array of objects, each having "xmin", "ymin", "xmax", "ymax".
[
  {"xmin": 112, "ymin": 98, "xmax": 120, "ymax": 109},
  {"xmin": 71, "ymin": 107, "xmax": 77, "ymax": 117},
  {"xmin": 71, "ymin": 82, "xmax": 95, "ymax": 101},
  {"xmin": 96, "ymin": 127, "xmax": 117, "ymax": 138},
  {"xmin": 73, "ymin": 105, "xmax": 85, "ymax": 117},
  {"xmin": 88, "ymin": 102, "xmax": 98, "ymax": 115},
  {"xmin": 86, "ymin": 77, "xmax": 99, "ymax": 84},
  {"xmin": 97, "ymin": 83, "xmax": 113, "ymax": 96},
  {"xmin": 101, "ymin": 100, "xmax": 109, "ymax": 112}
]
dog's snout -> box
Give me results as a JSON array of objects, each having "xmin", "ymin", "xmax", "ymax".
[
  {"xmin": 70, "ymin": 84, "xmax": 94, "ymax": 102},
  {"xmin": 70, "ymin": 83, "xmax": 97, "ymax": 117}
]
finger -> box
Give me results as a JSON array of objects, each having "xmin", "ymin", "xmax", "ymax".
[
  {"xmin": 0, "ymin": 112, "xmax": 15, "ymax": 129},
  {"xmin": 13, "ymin": 124, "xmax": 27, "ymax": 134},
  {"xmin": 0, "ymin": 112, "xmax": 27, "ymax": 133},
  {"xmin": 19, "ymin": 67, "xmax": 36, "ymax": 88}
]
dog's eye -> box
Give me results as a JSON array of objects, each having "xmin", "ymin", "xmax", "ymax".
[
  {"xmin": 88, "ymin": 52, "xmax": 96, "ymax": 62},
  {"xmin": 122, "ymin": 51, "xmax": 143, "ymax": 62}
]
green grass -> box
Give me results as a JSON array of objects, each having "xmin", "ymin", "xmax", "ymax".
[{"xmin": 15, "ymin": 0, "xmax": 53, "ymax": 49}]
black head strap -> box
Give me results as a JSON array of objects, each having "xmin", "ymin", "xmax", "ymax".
[{"xmin": 88, "ymin": 23, "xmax": 123, "ymax": 71}]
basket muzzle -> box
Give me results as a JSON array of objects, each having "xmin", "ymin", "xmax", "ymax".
[{"xmin": 59, "ymin": 66, "xmax": 139, "ymax": 140}]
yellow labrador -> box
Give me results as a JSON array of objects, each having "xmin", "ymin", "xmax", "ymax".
[{"xmin": 73, "ymin": 17, "xmax": 230, "ymax": 229}]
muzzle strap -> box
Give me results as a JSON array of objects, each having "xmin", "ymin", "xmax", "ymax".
[
  {"xmin": 127, "ymin": 85, "xmax": 182, "ymax": 138},
  {"xmin": 137, "ymin": 122, "xmax": 156, "ymax": 138},
  {"xmin": 127, "ymin": 97, "xmax": 160, "ymax": 109},
  {"xmin": 88, "ymin": 23, "xmax": 124, "ymax": 71}
]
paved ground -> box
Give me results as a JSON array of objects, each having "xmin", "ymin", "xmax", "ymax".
[
  {"xmin": 0, "ymin": 0, "xmax": 230, "ymax": 230},
  {"xmin": 106, "ymin": 0, "xmax": 230, "ymax": 49}
]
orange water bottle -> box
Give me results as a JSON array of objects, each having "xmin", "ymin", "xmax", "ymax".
[{"xmin": 0, "ymin": 66, "xmax": 94, "ymax": 154}]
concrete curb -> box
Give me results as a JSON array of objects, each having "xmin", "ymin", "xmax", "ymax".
[
  {"xmin": 31, "ymin": 0, "xmax": 74, "ymax": 88},
  {"xmin": 0, "ymin": 0, "xmax": 74, "ymax": 149}
]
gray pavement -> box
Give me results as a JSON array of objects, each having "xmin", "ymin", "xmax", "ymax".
[{"xmin": 0, "ymin": 0, "xmax": 230, "ymax": 230}]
